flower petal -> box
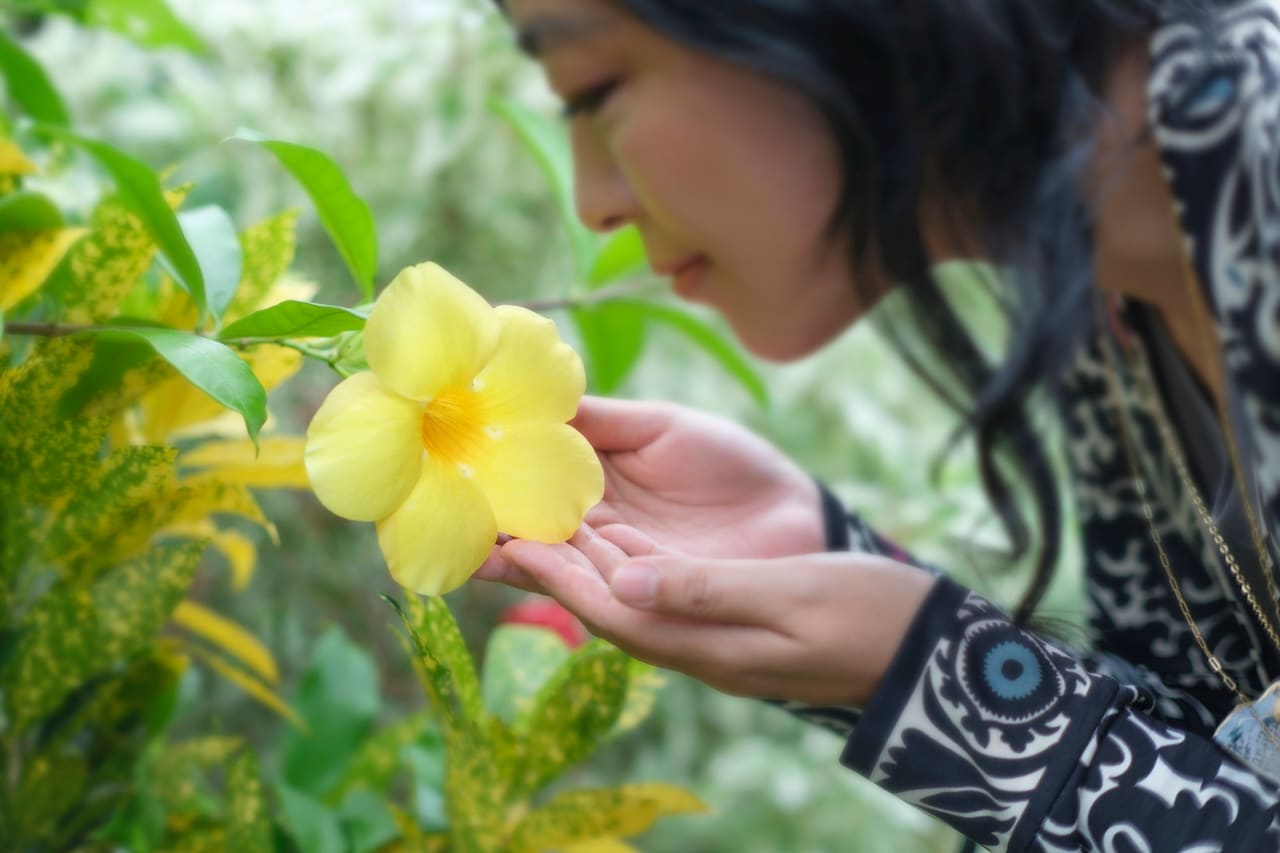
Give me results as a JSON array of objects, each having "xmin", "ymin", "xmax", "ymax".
[
  {"xmin": 305, "ymin": 371, "xmax": 422, "ymax": 521},
  {"xmin": 376, "ymin": 455, "xmax": 497, "ymax": 595},
  {"xmin": 471, "ymin": 423, "xmax": 604, "ymax": 541},
  {"xmin": 364, "ymin": 263, "xmax": 500, "ymax": 401},
  {"xmin": 474, "ymin": 305, "xmax": 586, "ymax": 426}
]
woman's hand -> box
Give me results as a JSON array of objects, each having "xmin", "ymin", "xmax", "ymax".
[
  {"xmin": 476, "ymin": 396, "xmax": 828, "ymax": 590},
  {"xmin": 494, "ymin": 523, "xmax": 936, "ymax": 708}
]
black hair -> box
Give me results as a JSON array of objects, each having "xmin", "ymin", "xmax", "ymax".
[{"xmin": 508, "ymin": 0, "xmax": 1211, "ymax": 623}]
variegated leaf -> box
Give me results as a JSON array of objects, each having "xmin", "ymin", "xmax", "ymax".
[
  {"xmin": 481, "ymin": 624, "xmax": 570, "ymax": 725},
  {"xmin": 226, "ymin": 751, "xmax": 273, "ymax": 853},
  {"xmin": 510, "ymin": 640, "xmax": 630, "ymax": 799},
  {"xmin": 43, "ymin": 445, "xmax": 177, "ymax": 572},
  {"xmin": 442, "ymin": 721, "xmax": 511, "ymax": 853},
  {"xmin": 223, "ymin": 210, "xmax": 298, "ymax": 322},
  {"xmin": 4, "ymin": 583, "xmax": 100, "ymax": 731},
  {"xmin": 59, "ymin": 188, "xmax": 188, "ymax": 324},
  {"xmin": 0, "ymin": 337, "xmax": 98, "ymax": 503},
  {"xmin": 149, "ymin": 735, "xmax": 244, "ymax": 817},
  {"xmin": 90, "ymin": 539, "xmax": 203, "ymax": 662},
  {"xmin": 0, "ymin": 227, "xmax": 88, "ymax": 311},
  {"xmin": 508, "ymin": 783, "xmax": 708, "ymax": 853},
  {"xmin": 611, "ymin": 659, "xmax": 666, "ymax": 738},
  {"xmin": 406, "ymin": 595, "xmax": 483, "ymax": 723}
]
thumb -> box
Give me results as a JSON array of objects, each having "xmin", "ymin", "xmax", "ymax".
[{"xmin": 610, "ymin": 556, "xmax": 785, "ymax": 624}]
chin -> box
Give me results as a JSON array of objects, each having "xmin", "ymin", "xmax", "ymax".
[{"xmin": 738, "ymin": 326, "xmax": 838, "ymax": 363}]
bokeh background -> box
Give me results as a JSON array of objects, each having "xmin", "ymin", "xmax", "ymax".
[{"xmin": 14, "ymin": 0, "xmax": 1086, "ymax": 849}]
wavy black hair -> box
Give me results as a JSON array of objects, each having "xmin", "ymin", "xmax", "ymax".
[{"xmin": 503, "ymin": 0, "xmax": 1211, "ymax": 623}]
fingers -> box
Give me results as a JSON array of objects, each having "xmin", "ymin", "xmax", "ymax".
[
  {"xmin": 610, "ymin": 556, "xmax": 794, "ymax": 627},
  {"xmin": 471, "ymin": 544, "xmax": 547, "ymax": 594},
  {"xmin": 570, "ymin": 396, "xmax": 674, "ymax": 452}
]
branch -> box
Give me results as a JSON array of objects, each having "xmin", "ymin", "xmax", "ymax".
[{"xmin": 3, "ymin": 321, "xmax": 96, "ymax": 338}]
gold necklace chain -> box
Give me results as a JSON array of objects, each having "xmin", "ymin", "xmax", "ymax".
[{"xmin": 1099, "ymin": 314, "xmax": 1279, "ymax": 706}]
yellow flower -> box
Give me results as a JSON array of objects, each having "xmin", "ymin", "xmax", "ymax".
[{"xmin": 304, "ymin": 263, "xmax": 604, "ymax": 595}]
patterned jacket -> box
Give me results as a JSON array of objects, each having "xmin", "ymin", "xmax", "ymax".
[{"xmin": 788, "ymin": 2, "xmax": 1280, "ymax": 849}]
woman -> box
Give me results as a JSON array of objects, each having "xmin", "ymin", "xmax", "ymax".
[{"xmin": 476, "ymin": 0, "xmax": 1280, "ymax": 848}]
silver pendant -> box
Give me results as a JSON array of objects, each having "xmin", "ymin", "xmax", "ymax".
[{"xmin": 1214, "ymin": 682, "xmax": 1280, "ymax": 785}]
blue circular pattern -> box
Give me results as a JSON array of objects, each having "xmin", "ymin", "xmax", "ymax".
[
  {"xmin": 960, "ymin": 624, "xmax": 1063, "ymax": 723},
  {"xmin": 982, "ymin": 640, "xmax": 1042, "ymax": 700}
]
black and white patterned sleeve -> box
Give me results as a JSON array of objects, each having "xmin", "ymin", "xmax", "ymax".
[
  {"xmin": 1150, "ymin": 0, "xmax": 1280, "ymax": 548},
  {"xmin": 844, "ymin": 577, "xmax": 1280, "ymax": 851}
]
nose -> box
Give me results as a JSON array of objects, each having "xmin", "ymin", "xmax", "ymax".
[{"xmin": 570, "ymin": 124, "xmax": 639, "ymax": 233}]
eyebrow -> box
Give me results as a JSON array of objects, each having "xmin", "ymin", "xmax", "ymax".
[{"xmin": 515, "ymin": 14, "xmax": 609, "ymax": 57}]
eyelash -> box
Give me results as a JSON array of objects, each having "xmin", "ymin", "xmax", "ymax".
[{"xmin": 562, "ymin": 80, "xmax": 619, "ymax": 119}]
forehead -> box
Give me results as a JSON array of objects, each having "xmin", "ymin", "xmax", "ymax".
[{"xmin": 504, "ymin": 0, "xmax": 619, "ymax": 56}]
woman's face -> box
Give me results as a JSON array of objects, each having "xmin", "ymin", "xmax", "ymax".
[{"xmin": 505, "ymin": 0, "xmax": 871, "ymax": 361}]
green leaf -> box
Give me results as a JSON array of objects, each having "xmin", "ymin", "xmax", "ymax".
[
  {"xmin": 630, "ymin": 301, "xmax": 769, "ymax": 407},
  {"xmin": 572, "ymin": 303, "xmax": 647, "ymax": 394},
  {"xmin": 331, "ymin": 710, "xmax": 433, "ymax": 801},
  {"xmin": 32, "ymin": 125, "xmax": 205, "ymax": 314},
  {"xmin": 276, "ymin": 784, "xmax": 345, "ymax": 853},
  {"xmin": 282, "ymin": 627, "xmax": 380, "ymax": 798},
  {"xmin": 232, "ymin": 130, "xmax": 377, "ymax": 299},
  {"xmin": 176, "ymin": 205, "xmax": 242, "ymax": 324},
  {"xmin": 490, "ymin": 97, "xmax": 599, "ymax": 279},
  {"xmin": 481, "ymin": 625, "xmax": 570, "ymax": 725},
  {"xmin": 219, "ymin": 300, "xmax": 367, "ymax": 341},
  {"xmin": 0, "ymin": 30, "xmax": 70, "ymax": 127},
  {"xmin": 10, "ymin": 751, "xmax": 88, "ymax": 843},
  {"xmin": 92, "ymin": 327, "xmax": 267, "ymax": 443},
  {"xmin": 336, "ymin": 788, "xmax": 399, "ymax": 853},
  {"xmin": 511, "ymin": 640, "xmax": 631, "ymax": 799},
  {"xmin": 226, "ymin": 751, "xmax": 273, "ymax": 853},
  {"xmin": 406, "ymin": 595, "xmax": 483, "ymax": 724},
  {"xmin": 0, "ymin": 191, "xmax": 64, "ymax": 232},
  {"xmin": 587, "ymin": 226, "xmax": 646, "ymax": 288},
  {"xmin": 86, "ymin": 0, "xmax": 207, "ymax": 54}
]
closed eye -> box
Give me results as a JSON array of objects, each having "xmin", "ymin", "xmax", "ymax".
[{"xmin": 562, "ymin": 80, "xmax": 619, "ymax": 119}]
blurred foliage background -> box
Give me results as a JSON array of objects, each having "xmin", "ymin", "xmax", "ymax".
[{"xmin": 8, "ymin": 0, "xmax": 1085, "ymax": 849}]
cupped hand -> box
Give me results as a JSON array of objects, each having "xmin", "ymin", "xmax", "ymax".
[
  {"xmin": 475, "ymin": 396, "xmax": 826, "ymax": 591},
  {"xmin": 490, "ymin": 522, "xmax": 936, "ymax": 708}
]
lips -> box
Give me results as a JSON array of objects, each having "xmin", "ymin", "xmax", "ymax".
[{"xmin": 654, "ymin": 255, "xmax": 708, "ymax": 299}]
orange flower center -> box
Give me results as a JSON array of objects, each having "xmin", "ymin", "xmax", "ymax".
[{"xmin": 421, "ymin": 387, "xmax": 488, "ymax": 471}]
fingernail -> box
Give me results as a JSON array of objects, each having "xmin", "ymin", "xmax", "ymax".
[{"xmin": 612, "ymin": 563, "xmax": 657, "ymax": 608}]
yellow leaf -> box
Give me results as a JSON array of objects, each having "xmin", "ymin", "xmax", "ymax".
[
  {"xmin": 178, "ymin": 435, "xmax": 309, "ymax": 489},
  {"xmin": 163, "ymin": 520, "xmax": 258, "ymax": 589},
  {"xmin": 139, "ymin": 344, "xmax": 301, "ymax": 443},
  {"xmin": 0, "ymin": 228, "xmax": 89, "ymax": 311},
  {"xmin": 172, "ymin": 600, "xmax": 279, "ymax": 684},
  {"xmin": 563, "ymin": 840, "xmax": 641, "ymax": 853},
  {"xmin": 0, "ymin": 137, "xmax": 37, "ymax": 175},
  {"xmin": 508, "ymin": 783, "xmax": 708, "ymax": 853},
  {"xmin": 163, "ymin": 473, "xmax": 277, "ymax": 541},
  {"xmin": 186, "ymin": 644, "xmax": 304, "ymax": 729}
]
